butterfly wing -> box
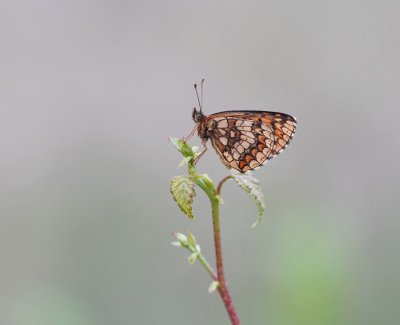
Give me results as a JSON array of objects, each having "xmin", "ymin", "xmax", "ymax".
[{"xmin": 203, "ymin": 111, "xmax": 297, "ymax": 173}]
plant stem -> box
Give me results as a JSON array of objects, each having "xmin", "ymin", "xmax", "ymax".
[
  {"xmin": 211, "ymin": 197, "xmax": 241, "ymax": 325},
  {"xmin": 216, "ymin": 175, "xmax": 233, "ymax": 195},
  {"xmin": 193, "ymin": 171, "xmax": 240, "ymax": 324},
  {"xmin": 197, "ymin": 253, "xmax": 217, "ymax": 281}
]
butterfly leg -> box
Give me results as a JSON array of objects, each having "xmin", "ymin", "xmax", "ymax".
[
  {"xmin": 183, "ymin": 124, "xmax": 198, "ymax": 142},
  {"xmin": 194, "ymin": 140, "xmax": 207, "ymax": 165}
]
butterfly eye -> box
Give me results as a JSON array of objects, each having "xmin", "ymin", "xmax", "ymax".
[
  {"xmin": 192, "ymin": 108, "xmax": 204, "ymax": 123},
  {"xmin": 192, "ymin": 108, "xmax": 197, "ymax": 121}
]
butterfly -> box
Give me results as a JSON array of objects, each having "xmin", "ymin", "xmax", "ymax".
[{"xmin": 184, "ymin": 80, "xmax": 297, "ymax": 173}]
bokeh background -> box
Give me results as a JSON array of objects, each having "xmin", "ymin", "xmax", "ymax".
[{"xmin": 1, "ymin": 0, "xmax": 399, "ymax": 324}]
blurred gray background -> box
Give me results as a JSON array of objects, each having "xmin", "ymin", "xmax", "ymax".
[{"xmin": 1, "ymin": 0, "xmax": 399, "ymax": 324}]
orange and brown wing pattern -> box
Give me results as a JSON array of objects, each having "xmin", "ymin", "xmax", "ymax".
[{"xmin": 203, "ymin": 111, "xmax": 296, "ymax": 173}]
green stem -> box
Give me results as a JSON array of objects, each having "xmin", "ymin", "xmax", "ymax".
[{"xmin": 197, "ymin": 254, "xmax": 217, "ymax": 281}]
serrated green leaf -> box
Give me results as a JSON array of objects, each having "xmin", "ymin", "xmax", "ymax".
[
  {"xmin": 231, "ymin": 170, "xmax": 266, "ymax": 228},
  {"xmin": 170, "ymin": 176, "xmax": 196, "ymax": 220}
]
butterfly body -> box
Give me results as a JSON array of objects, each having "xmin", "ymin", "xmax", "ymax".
[{"xmin": 188, "ymin": 81, "xmax": 297, "ymax": 173}]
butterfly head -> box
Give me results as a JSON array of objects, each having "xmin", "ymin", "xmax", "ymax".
[{"xmin": 192, "ymin": 107, "xmax": 205, "ymax": 123}]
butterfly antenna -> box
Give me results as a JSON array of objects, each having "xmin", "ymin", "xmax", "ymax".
[
  {"xmin": 200, "ymin": 78, "xmax": 205, "ymax": 112},
  {"xmin": 194, "ymin": 82, "xmax": 202, "ymax": 112}
]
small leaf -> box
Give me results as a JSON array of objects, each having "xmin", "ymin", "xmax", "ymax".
[
  {"xmin": 231, "ymin": 170, "xmax": 266, "ymax": 228},
  {"xmin": 188, "ymin": 252, "xmax": 199, "ymax": 265},
  {"xmin": 187, "ymin": 231, "xmax": 196, "ymax": 247},
  {"xmin": 171, "ymin": 241, "xmax": 182, "ymax": 247},
  {"xmin": 170, "ymin": 176, "xmax": 196, "ymax": 220},
  {"xmin": 196, "ymin": 174, "xmax": 215, "ymax": 191},
  {"xmin": 170, "ymin": 138, "xmax": 195, "ymax": 159},
  {"xmin": 169, "ymin": 137, "xmax": 185, "ymax": 151},
  {"xmin": 174, "ymin": 232, "xmax": 188, "ymax": 243},
  {"xmin": 178, "ymin": 156, "xmax": 193, "ymax": 168},
  {"xmin": 208, "ymin": 281, "xmax": 220, "ymax": 293}
]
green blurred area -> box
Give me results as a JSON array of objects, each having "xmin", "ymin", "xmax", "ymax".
[
  {"xmin": 256, "ymin": 210, "xmax": 348, "ymax": 325},
  {"xmin": 1, "ymin": 0, "xmax": 399, "ymax": 324}
]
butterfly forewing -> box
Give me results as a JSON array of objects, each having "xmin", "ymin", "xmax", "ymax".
[{"xmin": 201, "ymin": 111, "xmax": 296, "ymax": 173}]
